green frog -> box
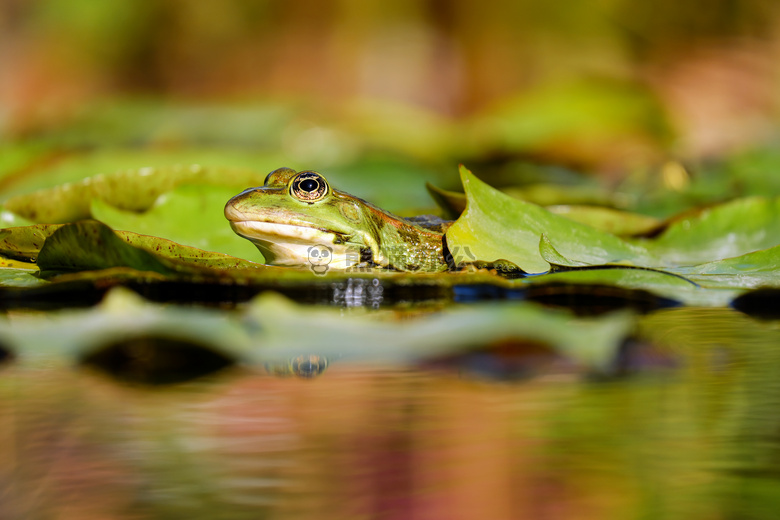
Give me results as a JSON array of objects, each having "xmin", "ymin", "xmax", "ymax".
[{"xmin": 224, "ymin": 167, "xmax": 451, "ymax": 272}]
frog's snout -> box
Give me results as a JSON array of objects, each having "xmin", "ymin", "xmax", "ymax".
[{"xmin": 224, "ymin": 193, "xmax": 247, "ymax": 222}]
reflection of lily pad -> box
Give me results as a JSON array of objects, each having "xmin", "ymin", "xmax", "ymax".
[{"xmin": 0, "ymin": 288, "xmax": 634, "ymax": 375}]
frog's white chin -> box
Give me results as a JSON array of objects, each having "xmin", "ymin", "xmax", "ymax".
[{"xmin": 230, "ymin": 221, "xmax": 357, "ymax": 269}]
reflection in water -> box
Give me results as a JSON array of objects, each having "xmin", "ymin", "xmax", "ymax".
[
  {"xmin": 331, "ymin": 278, "xmax": 384, "ymax": 308},
  {"xmin": 731, "ymin": 287, "xmax": 780, "ymax": 320},
  {"xmin": 0, "ymin": 307, "xmax": 778, "ymax": 519},
  {"xmin": 264, "ymin": 355, "xmax": 330, "ymax": 379},
  {"xmin": 80, "ymin": 336, "xmax": 237, "ymax": 385}
]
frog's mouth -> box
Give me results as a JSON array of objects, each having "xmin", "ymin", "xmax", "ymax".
[{"xmin": 228, "ymin": 220, "xmax": 354, "ymax": 267}]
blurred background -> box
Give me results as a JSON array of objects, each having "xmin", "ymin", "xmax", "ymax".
[
  {"xmin": 3, "ymin": 4, "xmax": 780, "ymax": 520},
  {"xmin": 2, "ymin": 0, "xmax": 780, "ymax": 183}
]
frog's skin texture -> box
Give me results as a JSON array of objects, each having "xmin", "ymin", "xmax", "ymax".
[{"xmin": 225, "ymin": 168, "xmax": 449, "ymax": 272}]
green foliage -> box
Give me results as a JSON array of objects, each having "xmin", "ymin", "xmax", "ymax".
[
  {"xmin": 91, "ymin": 185, "xmax": 262, "ymax": 261},
  {"xmin": 3, "ymin": 164, "xmax": 269, "ymax": 223},
  {"xmin": 0, "ymin": 161, "xmax": 776, "ymax": 310},
  {"xmin": 446, "ymin": 166, "xmax": 657, "ymax": 273},
  {"xmin": 636, "ymin": 197, "xmax": 780, "ymax": 266}
]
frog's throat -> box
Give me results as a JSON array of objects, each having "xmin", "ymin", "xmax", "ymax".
[{"xmin": 229, "ymin": 221, "xmax": 370, "ymax": 268}]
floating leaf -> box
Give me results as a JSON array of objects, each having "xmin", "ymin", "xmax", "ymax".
[
  {"xmin": 539, "ymin": 234, "xmax": 590, "ymax": 268},
  {"xmin": 636, "ymin": 197, "xmax": 780, "ymax": 265},
  {"xmin": 3, "ymin": 164, "xmax": 269, "ymax": 223},
  {"xmin": 545, "ymin": 205, "xmax": 660, "ymax": 236},
  {"xmin": 677, "ymin": 245, "xmax": 780, "ymax": 289},
  {"xmin": 35, "ymin": 221, "xmax": 264, "ymax": 277},
  {"xmin": 37, "ymin": 221, "xmax": 179, "ymax": 275},
  {"xmin": 446, "ymin": 166, "xmax": 657, "ymax": 273},
  {"xmin": 0, "ymin": 267, "xmax": 45, "ymax": 288},
  {"xmin": 502, "ymin": 184, "xmax": 618, "ymax": 207},
  {"xmin": 91, "ymin": 184, "xmax": 262, "ymax": 261},
  {"xmin": 0, "ymin": 224, "xmax": 61, "ymax": 262},
  {"xmin": 426, "ymin": 182, "xmax": 465, "ymax": 219},
  {"xmin": 428, "ymin": 183, "xmax": 657, "ymax": 235},
  {"xmin": 0, "ymin": 209, "xmax": 34, "ymax": 229}
]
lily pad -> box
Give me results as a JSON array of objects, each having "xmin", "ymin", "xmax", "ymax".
[
  {"xmin": 91, "ymin": 184, "xmax": 262, "ymax": 261},
  {"xmin": 427, "ymin": 183, "xmax": 658, "ymax": 235},
  {"xmin": 525, "ymin": 267, "xmax": 737, "ymax": 307},
  {"xmin": 37, "ymin": 221, "xmax": 179, "ymax": 275},
  {"xmin": 636, "ymin": 197, "xmax": 780, "ymax": 266},
  {"xmin": 545, "ymin": 205, "xmax": 660, "ymax": 236},
  {"xmin": 0, "ymin": 224, "xmax": 62, "ymax": 262},
  {"xmin": 2, "ymin": 164, "xmax": 270, "ymax": 223},
  {"xmin": 677, "ymin": 245, "xmax": 780, "ymax": 289},
  {"xmin": 35, "ymin": 220, "xmax": 263, "ymax": 277},
  {"xmin": 0, "ymin": 267, "xmax": 46, "ymax": 288},
  {"xmin": 446, "ymin": 166, "xmax": 657, "ymax": 273},
  {"xmin": 0, "ymin": 209, "xmax": 34, "ymax": 229}
]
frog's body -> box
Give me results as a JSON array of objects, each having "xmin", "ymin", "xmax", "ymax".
[{"xmin": 224, "ymin": 168, "xmax": 450, "ymax": 272}]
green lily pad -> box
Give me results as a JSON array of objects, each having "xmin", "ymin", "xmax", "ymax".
[
  {"xmin": 537, "ymin": 233, "xmax": 770, "ymax": 303},
  {"xmin": 427, "ymin": 183, "xmax": 658, "ymax": 236},
  {"xmin": 0, "ymin": 224, "xmax": 62, "ymax": 262},
  {"xmin": 446, "ymin": 166, "xmax": 657, "ymax": 273},
  {"xmin": 546, "ymin": 205, "xmax": 660, "ymax": 236},
  {"xmin": 0, "ymin": 267, "xmax": 46, "ymax": 288},
  {"xmin": 0, "ymin": 209, "xmax": 34, "ymax": 229},
  {"xmin": 91, "ymin": 184, "xmax": 262, "ymax": 261},
  {"xmin": 35, "ymin": 220, "xmax": 264, "ymax": 277},
  {"xmin": 538, "ymin": 234, "xmax": 590, "ymax": 268},
  {"xmin": 678, "ymin": 245, "xmax": 780, "ymax": 289},
  {"xmin": 2, "ymin": 164, "xmax": 270, "ymax": 223},
  {"xmin": 636, "ymin": 197, "xmax": 780, "ymax": 266},
  {"xmin": 37, "ymin": 221, "xmax": 179, "ymax": 275},
  {"xmin": 526, "ymin": 267, "xmax": 738, "ymax": 307}
]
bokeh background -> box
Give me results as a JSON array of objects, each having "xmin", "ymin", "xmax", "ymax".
[
  {"xmin": 3, "ymin": 4, "xmax": 780, "ymax": 520},
  {"xmin": 3, "ymin": 0, "xmax": 780, "ymax": 179}
]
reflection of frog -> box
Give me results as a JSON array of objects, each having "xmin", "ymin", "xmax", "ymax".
[
  {"xmin": 225, "ymin": 168, "xmax": 450, "ymax": 272},
  {"xmin": 264, "ymin": 355, "xmax": 329, "ymax": 378}
]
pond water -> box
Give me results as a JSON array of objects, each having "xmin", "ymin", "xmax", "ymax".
[{"xmin": 1, "ymin": 305, "xmax": 779, "ymax": 520}]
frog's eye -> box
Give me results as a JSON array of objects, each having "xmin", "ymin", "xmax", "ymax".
[{"xmin": 291, "ymin": 171, "xmax": 329, "ymax": 202}]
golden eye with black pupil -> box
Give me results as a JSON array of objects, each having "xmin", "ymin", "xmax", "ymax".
[{"xmin": 291, "ymin": 172, "xmax": 328, "ymax": 202}]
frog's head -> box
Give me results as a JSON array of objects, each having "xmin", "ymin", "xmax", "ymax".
[{"xmin": 225, "ymin": 168, "xmax": 378, "ymax": 267}]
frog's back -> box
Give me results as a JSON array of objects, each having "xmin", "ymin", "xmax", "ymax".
[{"xmin": 403, "ymin": 215, "xmax": 453, "ymax": 234}]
